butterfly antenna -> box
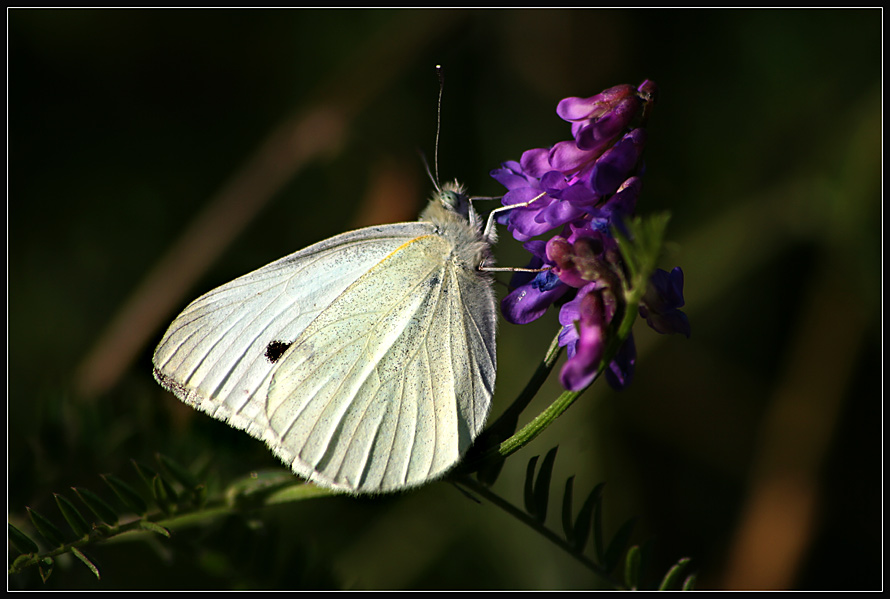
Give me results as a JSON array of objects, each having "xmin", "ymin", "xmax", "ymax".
[
  {"xmin": 419, "ymin": 150, "xmax": 439, "ymax": 194},
  {"xmin": 434, "ymin": 64, "xmax": 445, "ymax": 190}
]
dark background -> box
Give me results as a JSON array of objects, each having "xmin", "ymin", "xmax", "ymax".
[{"xmin": 9, "ymin": 9, "xmax": 881, "ymax": 590}]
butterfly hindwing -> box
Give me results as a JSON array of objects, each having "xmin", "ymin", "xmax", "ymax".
[{"xmin": 266, "ymin": 231, "xmax": 497, "ymax": 492}]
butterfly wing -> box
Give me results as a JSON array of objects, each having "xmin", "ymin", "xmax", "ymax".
[
  {"xmin": 153, "ymin": 222, "xmax": 435, "ymax": 443},
  {"xmin": 265, "ymin": 231, "xmax": 497, "ymax": 493}
]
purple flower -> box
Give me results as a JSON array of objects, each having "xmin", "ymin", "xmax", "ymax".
[
  {"xmin": 587, "ymin": 129, "xmax": 647, "ymax": 197},
  {"xmin": 640, "ymin": 267, "xmax": 691, "ymax": 337},
  {"xmin": 493, "ymin": 80, "xmax": 679, "ymax": 392},
  {"xmin": 491, "ymin": 161, "xmax": 579, "ymax": 241},
  {"xmin": 545, "ymin": 230, "xmax": 615, "ymax": 289},
  {"xmin": 558, "ymin": 283, "xmax": 608, "ymax": 391},
  {"xmin": 492, "ymin": 82, "xmax": 654, "ymax": 248},
  {"xmin": 499, "ymin": 240, "xmax": 571, "ymax": 325},
  {"xmin": 501, "ymin": 266, "xmax": 571, "ymax": 325},
  {"xmin": 553, "ymin": 85, "xmax": 642, "ymax": 177},
  {"xmin": 604, "ymin": 334, "xmax": 636, "ymax": 390}
]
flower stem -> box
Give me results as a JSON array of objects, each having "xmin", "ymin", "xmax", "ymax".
[{"xmin": 455, "ymin": 475, "xmax": 623, "ymax": 588}]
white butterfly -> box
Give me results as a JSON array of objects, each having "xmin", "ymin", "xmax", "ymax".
[{"xmin": 153, "ymin": 182, "xmax": 497, "ymax": 494}]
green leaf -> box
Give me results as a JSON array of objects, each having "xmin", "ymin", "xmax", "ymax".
[
  {"xmin": 138, "ymin": 519, "xmax": 171, "ymax": 538},
  {"xmin": 8, "ymin": 522, "xmax": 39, "ymax": 554},
  {"xmin": 658, "ymin": 557, "xmax": 691, "ymax": 590},
  {"xmin": 101, "ymin": 474, "xmax": 147, "ymax": 515},
  {"xmin": 27, "ymin": 507, "xmax": 65, "ymax": 547},
  {"xmin": 53, "ymin": 493, "xmax": 91, "ymax": 538},
  {"xmin": 262, "ymin": 481, "xmax": 340, "ymax": 505},
  {"xmin": 531, "ymin": 447, "xmax": 558, "ymax": 523},
  {"xmin": 38, "ymin": 557, "xmax": 54, "ymax": 583},
  {"xmin": 573, "ymin": 482, "xmax": 603, "ymax": 554},
  {"xmin": 624, "ymin": 544, "xmax": 641, "ymax": 590},
  {"xmin": 523, "ymin": 455, "xmax": 539, "ymax": 516},
  {"xmin": 224, "ymin": 470, "xmax": 301, "ymax": 509},
  {"xmin": 592, "ymin": 483, "xmax": 605, "ymax": 562},
  {"xmin": 130, "ymin": 459, "xmax": 159, "ymax": 490},
  {"xmin": 561, "ymin": 476, "xmax": 575, "ymax": 543},
  {"xmin": 157, "ymin": 453, "xmax": 199, "ymax": 490},
  {"xmin": 70, "ymin": 547, "xmax": 101, "ymax": 580},
  {"xmin": 152, "ymin": 474, "xmax": 178, "ymax": 515},
  {"xmin": 604, "ymin": 517, "xmax": 637, "ymax": 574},
  {"xmin": 614, "ymin": 212, "xmax": 671, "ymax": 287},
  {"xmin": 72, "ymin": 487, "xmax": 119, "ymax": 525},
  {"xmin": 682, "ymin": 573, "xmax": 698, "ymax": 590}
]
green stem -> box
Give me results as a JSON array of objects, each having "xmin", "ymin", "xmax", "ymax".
[
  {"xmin": 455, "ymin": 475, "xmax": 624, "ymax": 589},
  {"xmin": 481, "ymin": 213, "xmax": 670, "ymax": 464},
  {"xmin": 8, "ymin": 480, "xmax": 335, "ymax": 575},
  {"xmin": 488, "ymin": 303, "xmax": 638, "ymax": 463},
  {"xmin": 497, "ymin": 389, "xmax": 582, "ymax": 456},
  {"xmin": 486, "ymin": 332, "xmax": 563, "ymax": 434}
]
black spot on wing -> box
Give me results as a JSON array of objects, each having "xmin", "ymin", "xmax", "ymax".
[{"xmin": 265, "ymin": 340, "xmax": 292, "ymax": 364}]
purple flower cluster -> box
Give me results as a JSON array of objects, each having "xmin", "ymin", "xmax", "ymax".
[{"xmin": 492, "ymin": 81, "xmax": 689, "ymax": 392}]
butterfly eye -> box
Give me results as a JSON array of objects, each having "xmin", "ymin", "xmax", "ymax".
[
  {"xmin": 440, "ymin": 190, "xmax": 460, "ymax": 209},
  {"xmin": 438, "ymin": 188, "xmax": 471, "ymax": 219}
]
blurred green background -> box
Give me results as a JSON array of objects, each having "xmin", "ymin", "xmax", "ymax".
[{"xmin": 9, "ymin": 9, "xmax": 881, "ymax": 590}]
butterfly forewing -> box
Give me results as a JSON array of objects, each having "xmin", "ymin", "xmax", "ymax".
[{"xmin": 153, "ymin": 223, "xmax": 435, "ymax": 440}]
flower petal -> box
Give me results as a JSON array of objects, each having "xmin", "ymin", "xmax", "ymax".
[
  {"xmin": 604, "ymin": 335, "xmax": 636, "ymax": 390},
  {"xmin": 501, "ymin": 278, "xmax": 569, "ymax": 325}
]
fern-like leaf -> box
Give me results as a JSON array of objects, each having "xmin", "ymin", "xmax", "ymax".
[
  {"xmin": 532, "ymin": 447, "xmax": 558, "ymax": 522},
  {"xmin": 70, "ymin": 547, "xmax": 101, "ymax": 580},
  {"xmin": 38, "ymin": 557, "xmax": 54, "ymax": 583},
  {"xmin": 8, "ymin": 522, "xmax": 39, "ymax": 555},
  {"xmin": 604, "ymin": 517, "xmax": 637, "ymax": 574},
  {"xmin": 130, "ymin": 459, "xmax": 159, "ymax": 491},
  {"xmin": 26, "ymin": 507, "xmax": 65, "ymax": 548},
  {"xmin": 138, "ymin": 520, "xmax": 171, "ymax": 538},
  {"xmin": 523, "ymin": 455, "xmax": 539, "ymax": 516},
  {"xmin": 152, "ymin": 474, "xmax": 177, "ymax": 515},
  {"xmin": 72, "ymin": 487, "xmax": 119, "ymax": 525},
  {"xmin": 53, "ymin": 493, "xmax": 90, "ymax": 538},
  {"xmin": 561, "ymin": 476, "xmax": 575, "ymax": 542},
  {"xmin": 101, "ymin": 473, "xmax": 147, "ymax": 515},
  {"xmin": 522, "ymin": 447, "xmax": 559, "ymax": 522},
  {"xmin": 658, "ymin": 557, "xmax": 692, "ymax": 590},
  {"xmin": 572, "ymin": 482, "xmax": 603, "ymax": 554},
  {"xmin": 157, "ymin": 452, "xmax": 200, "ymax": 491},
  {"xmin": 624, "ymin": 544, "xmax": 642, "ymax": 590}
]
